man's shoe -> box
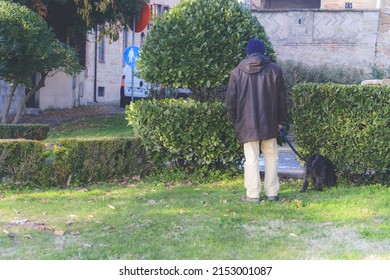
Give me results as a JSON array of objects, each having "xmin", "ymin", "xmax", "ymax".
[
  {"xmin": 240, "ymin": 195, "xmax": 261, "ymax": 203},
  {"xmin": 267, "ymin": 196, "xmax": 279, "ymax": 201}
]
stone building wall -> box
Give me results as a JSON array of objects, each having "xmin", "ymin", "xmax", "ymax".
[
  {"xmin": 0, "ymin": 80, "xmax": 25, "ymax": 121},
  {"xmin": 249, "ymin": 0, "xmax": 379, "ymax": 9},
  {"xmin": 375, "ymin": 0, "xmax": 390, "ymax": 68},
  {"xmin": 81, "ymin": 0, "xmax": 180, "ymax": 105},
  {"xmin": 321, "ymin": 0, "xmax": 378, "ymax": 9},
  {"xmin": 253, "ymin": 9, "xmax": 381, "ymax": 72}
]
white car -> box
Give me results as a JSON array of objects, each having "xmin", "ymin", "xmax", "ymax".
[{"xmin": 120, "ymin": 65, "xmax": 150, "ymax": 107}]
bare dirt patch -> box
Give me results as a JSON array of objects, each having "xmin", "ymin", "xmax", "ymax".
[{"xmin": 19, "ymin": 103, "xmax": 125, "ymax": 127}]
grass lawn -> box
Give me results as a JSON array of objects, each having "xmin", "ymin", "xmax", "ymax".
[
  {"xmin": 1, "ymin": 113, "xmax": 389, "ymax": 260},
  {"xmin": 0, "ymin": 177, "xmax": 389, "ymax": 260},
  {"xmin": 45, "ymin": 114, "xmax": 134, "ymax": 142}
]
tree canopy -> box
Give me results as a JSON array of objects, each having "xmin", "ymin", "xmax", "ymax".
[
  {"xmin": 137, "ymin": 0, "xmax": 275, "ymax": 101},
  {"xmin": 0, "ymin": 0, "xmax": 81, "ymax": 123},
  {"xmin": 11, "ymin": 0, "xmax": 147, "ymax": 54}
]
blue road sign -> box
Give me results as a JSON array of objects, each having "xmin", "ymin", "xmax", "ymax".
[{"xmin": 123, "ymin": 46, "xmax": 140, "ymax": 67}]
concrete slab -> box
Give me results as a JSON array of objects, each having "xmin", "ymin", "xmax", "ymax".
[{"xmin": 259, "ymin": 146, "xmax": 305, "ymax": 178}]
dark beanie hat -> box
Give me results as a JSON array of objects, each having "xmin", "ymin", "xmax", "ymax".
[{"xmin": 246, "ymin": 38, "xmax": 266, "ymax": 55}]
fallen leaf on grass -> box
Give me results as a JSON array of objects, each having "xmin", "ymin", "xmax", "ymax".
[
  {"xmin": 34, "ymin": 224, "xmax": 53, "ymax": 231},
  {"xmin": 173, "ymin": 225, "xmax": 184, "ymax": 230},
  {"xmin": 291, "ymin": 199, "xmax": 304, "ymax": 208},
  {"xmin": 54, "ymin": 230, "xmax": 64, "ymax": 237},
  {"xmin": 103, "ymin": 225, "xmax": 116, "ymax": 231},
  {"xmin": 32, "ymin": 222, "xmax": 64, "ymax": 237}
]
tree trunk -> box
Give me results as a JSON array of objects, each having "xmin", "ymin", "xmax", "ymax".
[
  {"xmin": 1, "ymin": 77, "xmax": 20, "ymax": 124},
  {"xmin": 12, "ymin": 72, "xmax": 46, "ymax": 124}
]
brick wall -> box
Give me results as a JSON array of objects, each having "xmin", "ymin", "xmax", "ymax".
[
  {"xmin": 253, "ymin": 8, "xmax": 386, "ymax": 73},
  {"xmin": 322, "ymin": 0, "xmax": 378, "ymax": 9},
  {"xmin": 249, "ymin": 0, "xmax": 379, "ymax": 9},
  {"xmin": 375, "ymin": 0, "xmax": 390, "ymax": 67}
]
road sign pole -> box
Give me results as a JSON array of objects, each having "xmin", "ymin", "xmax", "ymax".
[
  {"xmin": 131, "ymin": 17, "xmax": 136, "ymax": 103},
  {"xmin": 123, "ymin": 45, "xmax": 140, "ymax": 104}
]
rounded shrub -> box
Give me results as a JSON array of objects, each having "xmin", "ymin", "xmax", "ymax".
[
  {"xmin": 126, "ymin": 99, "xmax": 243, "ymax": 172},
  {"xmin": 137, "ymin": 0, "xmax": 274, "ymax": 101}
]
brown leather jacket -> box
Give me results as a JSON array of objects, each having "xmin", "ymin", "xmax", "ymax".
[{"xmin": 225, "ymin": 53, "xmax": 288, "ymax": 144}]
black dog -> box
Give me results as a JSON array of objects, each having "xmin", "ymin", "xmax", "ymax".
[{"xmin": 301, "ymin": 153, "xmax": 337, "ymax": 192}]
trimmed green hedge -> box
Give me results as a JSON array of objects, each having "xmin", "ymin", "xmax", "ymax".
[
  {"xmin": 126, "ymin": 99, "xmax": 243, "ymax": 171},
  {"xmin": 291, "ymin": 83, "xmax": 389, "ymax": 183},
  {"xmin": 0, "ymin": 124, "xmax": 50, "ymax": 140},
  {"xmin": 0, "ymin": 137, "xmax": 150, "ymax": 188},
  {"xmin": 53, "ymin": 137, "xmax": 150, "ymax": 185},
  {"xmin": 0, "ymin": 140, "xmax": 48, "ymax": 186}
]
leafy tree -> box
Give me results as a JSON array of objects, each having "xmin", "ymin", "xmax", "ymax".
[
  {"xmin": 12, "ymin": 0, "xmax": 147, "ymax": 55},
  {"xmin": 0, "ymin": 1, "xmax": 81, "ymax": 124},
  {"xmin": 137, "ymin": 0, "xmax": 275, "ymax": 101}
]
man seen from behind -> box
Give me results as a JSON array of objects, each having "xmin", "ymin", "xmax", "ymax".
[{"xmin": 225, "ymin": 38, "xmax": 288, "ymax": 203}]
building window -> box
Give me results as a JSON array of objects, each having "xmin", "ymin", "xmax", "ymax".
[
  {"xmin": 152, "ymin": 4, "xmax": 163, "ymax": 16},
  {"xmin": 123, "ymin": 29, "xmax": 128, "ymax": 51},
  {"xmin": 98, "ymin": 38, "xmax": 105, "ymax": 63},
  {"xmin": 98, "ymin": 86, "xmax": 105, "ymax": 97}
]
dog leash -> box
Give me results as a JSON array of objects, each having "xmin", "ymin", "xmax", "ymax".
[{"xmin": 278, "ymin": 128, "xmax": 304, "ymax": 160}]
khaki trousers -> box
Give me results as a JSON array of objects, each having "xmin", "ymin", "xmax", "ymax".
[{"xmin": 243, "ymin": 138, "xmax": 280, "ymax": 199}]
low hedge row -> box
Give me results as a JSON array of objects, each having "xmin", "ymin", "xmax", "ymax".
[
  {"xmin": 0, "ymin": 137, "xmax": 151, "ymax": 188},
  {"xmin": 0, "ymin": 124, "xmax": 50, "ymax": 140},
  {"xmin": 0, "ymin": 140, "xmax": 47, "ymax": 185},
  {"xmin": 291, "ymin": 83, "xmax": 389, "ymax": 183}
]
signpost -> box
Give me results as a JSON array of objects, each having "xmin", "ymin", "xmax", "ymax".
[
  {"xmin": 124, "ymin": 3, "xmax": 150, "ymax": 103},
  {"xmin": 123, "ymin": 46, "xmax": 140, "ymax": 102},
  {"xmin": 130, "ymin": 2, "xmax": 151, "ymax": 32},
  {"xmin": 123, "ymin": 45, "xmax": 140, "ymax": 67}
]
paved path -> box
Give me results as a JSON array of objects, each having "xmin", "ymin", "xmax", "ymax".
[{"xmin": 259, "ymin": 146, "xmax": 305, "ymax": 178}]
